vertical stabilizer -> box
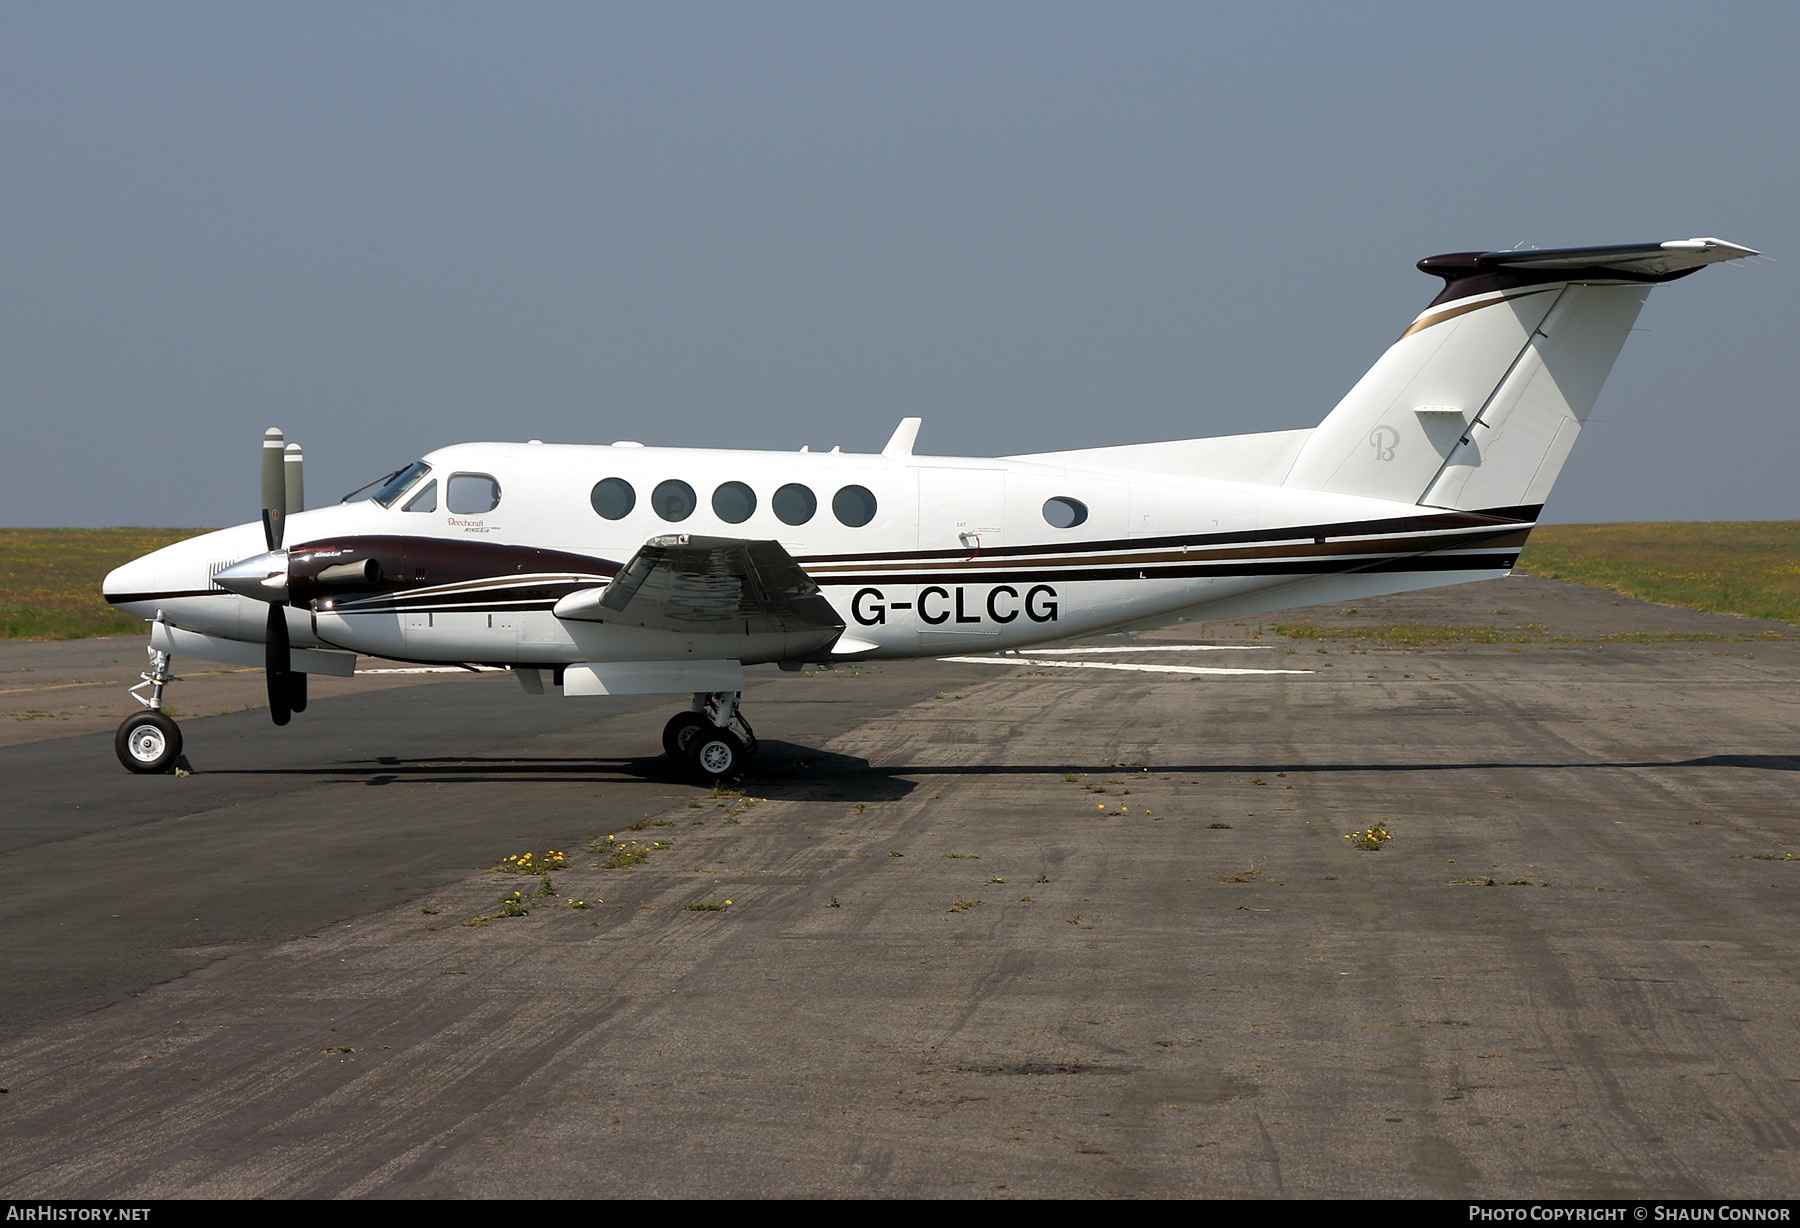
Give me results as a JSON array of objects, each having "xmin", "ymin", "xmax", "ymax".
[
  {"xmin": 1421, "ymin": 283, "xmax": 1643, "ymax": 510},
  {"xmin": 1283, "ymin": 238, "xmax": 1755, "ymax": 514}
]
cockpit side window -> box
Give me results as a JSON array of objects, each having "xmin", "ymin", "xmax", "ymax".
[
  {"xmin": 371, "ymin": 461, "xmax": 431, "ymax": 508},
  {"xmin": 447, "ymin": 473, "xmax": 501, "ymax": 514},
  {"xmin": 402, "ymin": 480, "xmax": 438, "ymax": 512}
]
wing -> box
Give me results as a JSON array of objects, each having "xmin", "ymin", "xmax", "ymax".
[{"xmin": 553, "ymin": 534, "xmax": 845, "ymax": 640}]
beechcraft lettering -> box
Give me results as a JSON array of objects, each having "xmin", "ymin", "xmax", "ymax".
[{"xmin": 102, "ymin": 237, "xmax": 1759, "ymax": 780}]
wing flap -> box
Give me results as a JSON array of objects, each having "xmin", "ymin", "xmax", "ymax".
[{"xmin": 557, "ymin": 535, "xmax": 846, "ymax": 639}]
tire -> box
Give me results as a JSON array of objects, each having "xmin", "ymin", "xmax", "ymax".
[
  {"xmin": 685, "ymin": 726, "xmax": 744, "ymax": 782},
  {"xmin": 116, "ymin": 711, "xmax": 182, "ymax": 774},
  {"xmin": 661, "ymin": 711, "xmax": 710, "ymax": 761}
]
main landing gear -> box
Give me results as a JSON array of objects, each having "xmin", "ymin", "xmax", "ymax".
[
  {"xmin": 116, "ymin": 622, "xmax": 183, "ymax": 774},
  {"xmin": 662, "ymin": 690, "xmax": 757, "ymax": 783}
]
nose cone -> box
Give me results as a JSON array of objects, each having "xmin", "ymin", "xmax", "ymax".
[
  {"xmin": 103, "ymin": 554, "xmax": 159, "ymax": 607},
  {"xmin": 101, "ymin": 523, "xmax": 281, "ymax": 629}
]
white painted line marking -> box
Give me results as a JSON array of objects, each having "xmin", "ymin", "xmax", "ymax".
[
  {"xmin": 940, "ymin": 656, "xmax": 1312, "ymax": 677},
  {"xmin": 991, "ymin": 644, "xmax": 1269, "ymax": 655},
  {"xmin": 357, "ymin": 666, "xmax": 506, "ymax": 674}
]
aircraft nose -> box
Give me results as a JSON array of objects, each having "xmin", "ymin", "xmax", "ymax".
[{"xmin": 103, "ymin": 554, "xmax": 158, "ymax": 605}]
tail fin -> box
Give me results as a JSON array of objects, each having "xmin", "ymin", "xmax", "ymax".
[{"xmin": 1283, "ymin": 238, "xmax": 1755, "ymax": 513}]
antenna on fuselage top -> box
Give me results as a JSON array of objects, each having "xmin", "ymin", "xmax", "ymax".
[{"xmin": 882, "ymin": 417, "xmax": 922, "ymax": 458}]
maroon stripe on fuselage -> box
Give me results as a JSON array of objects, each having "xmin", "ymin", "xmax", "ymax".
[{"xmin": 794, "ymin": 505, "xmax": 1541, "ymax": 566}]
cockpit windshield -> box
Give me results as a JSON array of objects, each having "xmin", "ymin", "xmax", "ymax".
[{"xmin": 353, "ymin": 461, "xmax": 432, "ymax": 508}]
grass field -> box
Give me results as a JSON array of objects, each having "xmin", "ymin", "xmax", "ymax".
[
  {"xmin": 0, "ymin": 522, "xmax": 1794, "ymax": 640},
  {"xmin": 0, "ymin": 529, "xmax": 213, "ymax": 639},
  {"xmin": 1518, "ymin": 521, "xmax": 1800, "ymax": 628}
]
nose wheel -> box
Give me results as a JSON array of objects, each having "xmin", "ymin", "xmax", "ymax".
[{"xmin": 117, "ymin": 711, "xmax": 182, "ymax": 774}]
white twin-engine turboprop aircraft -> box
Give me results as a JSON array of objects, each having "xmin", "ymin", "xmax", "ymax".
[{"xmin": 103, "ymin": 238, "xmax": 1756, "ymax": 779}]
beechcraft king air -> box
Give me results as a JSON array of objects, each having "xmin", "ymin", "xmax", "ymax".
[{"xmin": 103, "ymin": 238, "xmax": 1757, "ymax": 779}]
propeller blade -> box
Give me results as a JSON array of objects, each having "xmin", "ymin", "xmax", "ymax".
[
  {"xmin": 283, "ymin": 442, "xmax": 305, "ymax": 515},
  {"xmin": 266, "ymin": 603, "xmax": 292, "ymax": 726},
  {"xmin": 261, "ymin": 428, "xmax": 285, "ymax": 549}
]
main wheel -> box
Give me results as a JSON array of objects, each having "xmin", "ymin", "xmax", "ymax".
[
  {"xmin": 685, "ymin": 726, "xmax": 744, "ymax": 783},
  {"xmin": 661, "ymin": 711, "xmax": 711, "ymax": 760},
  {"xmin": 116, "ymin": 711, "xmax": 182, "ymax": 774}
]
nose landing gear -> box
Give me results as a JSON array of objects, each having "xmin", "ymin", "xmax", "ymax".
[
  {"xmin": 663, "ymin": 690, "xmax": 757, "ymax": 782},
  {"xmin": 116, "ymin": 617, "xmax": 183, "ymax": 774}
]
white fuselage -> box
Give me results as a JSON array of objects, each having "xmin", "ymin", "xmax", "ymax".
[{"xmin": 105, "ymin": 439, "xmax": 1530, "ymax": 669}]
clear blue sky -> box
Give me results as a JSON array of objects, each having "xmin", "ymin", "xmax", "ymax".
[{"xmin": 2, "ymin": 1, "xmax": 1793, "ymax": 526}]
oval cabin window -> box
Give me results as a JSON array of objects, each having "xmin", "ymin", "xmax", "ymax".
[
  {"xmin": 1042, "ymin": 496, "xmax": 1088, "ymax": 529},
  {"xmin": 773, "ymin": 483, "xmax": 817, "ymax": 526},
  {"xmin": 712, "ymin": 481, "xmax": 756, "ymax": 524},
  {"xmin": 590, "ymin": 477, "xmax": 636, "ymax": 520},
  {"xmin": 652, "ymin": 479, "xmax": 697, "ymax": 522},
  {"xmin": 832, "ymin": 485, "xmax": 877, "ymax": 528}
]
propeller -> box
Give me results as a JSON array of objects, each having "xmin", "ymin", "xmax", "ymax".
[
  {"xmin": 261, "ymin": 429, "xmax": 301, "ymax": 725},
  {"xmin": 211, "ymin": 429, "xmax": 307, "ymax": 725},
  {"xmin": 211, "ymin": 429, "xmax": 376, "ymax": 723},
  {"xmin": 261, "ymin": 510, "xmax": 294, "ymax": 726}
]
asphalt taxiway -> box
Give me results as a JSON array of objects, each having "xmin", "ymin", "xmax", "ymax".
[{"xmin": 0, "ymin": 577, "xmax": 1795, "ymax": 1198}]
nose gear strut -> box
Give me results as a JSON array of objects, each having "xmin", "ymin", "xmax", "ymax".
[{"xmin": 116, "ymin": 611, "xmax": 184, "ymax": 774}]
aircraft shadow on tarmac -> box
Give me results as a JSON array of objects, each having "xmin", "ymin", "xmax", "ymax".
[
  {"xmin": 862, "ymin": 754, "xmax": 1800, "ymax": 776},
  {"xmin": 192, "ymin": 742, "xmax": 924, "ymax": 800},
  {"xmin": 187, "ymin": 748, "xmax": 1800, "ymax": 797}
]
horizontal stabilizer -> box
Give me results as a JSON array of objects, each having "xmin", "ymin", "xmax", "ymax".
[{"xmin": 1468, "ymin": 237, "xmax": 1757, "ymax": 277}]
